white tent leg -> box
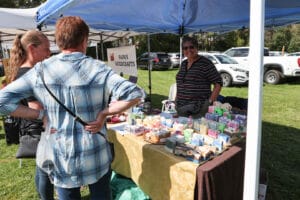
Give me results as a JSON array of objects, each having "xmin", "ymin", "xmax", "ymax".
[{"xmin": 243, "ymin": 0, "xmax": 265, "ymax": 199}]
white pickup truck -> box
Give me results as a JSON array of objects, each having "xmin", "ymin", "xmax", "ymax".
[{"xmin": 224, "ymin": 47, "xmax": 300, "ymax": 84}]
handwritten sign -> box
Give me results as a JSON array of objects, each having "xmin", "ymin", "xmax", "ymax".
[{"xmin": 107, "ymin": 45, "xmax": 137, "ymax": 76}]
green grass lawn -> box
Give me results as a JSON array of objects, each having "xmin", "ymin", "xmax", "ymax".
[{"xmin": 0, "ymin": 69, "xmax": 299, "ymax": 200}]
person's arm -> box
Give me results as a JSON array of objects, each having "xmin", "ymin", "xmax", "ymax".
[
  {"xmin": 85, "ymin": 98, "xmax": 140, "ymax": 133},
  {"xmin": 203, "ymin": 59, "xmax": 222, "ymax": 103},
  {"xmin": 28, "ymin": 101, "xmax": 43, "ymax": 110},
  {"xmin": 84, "ymin": 67, "xmax": 143, "ymax": 133},
  {"xmin": 209, "ymin": 83, "xmax": 222, "ymax": 103},
  {"xmin": 0, "ymin": 71, "xmax": 38, "ymax": 117},
  {"xmin": 9, "ymin": 104, "xmax": 43, "ymax": 120}
]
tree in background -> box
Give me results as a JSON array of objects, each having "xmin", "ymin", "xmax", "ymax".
[
  {"xmin": 210, "ymin": 31, "xmax": 238, "ymax": 52},
  {"xmin": 0, "ymin": 0, "xmax": 15, "ymax": 7},
  {"xmin": 236, "ymin": 28, "xmax": 249, "ymax": 47},
  {"xmin": 134, "ymin": 34, "xmax": 180, "ymax": 57},
  {"xmin": 267, "ymin": 26, "xmax": 292, "ymax": 52},
  {"xmin": 264, "ymin": 24, "xmax": 300, "ymax": 53},
  {"xmin": 288, "ymin": 24, "xmax": 300, "ymax": 52},
  {"xmin": 0, "ymin": 0, "xmax": 45, "ymax": 8}
]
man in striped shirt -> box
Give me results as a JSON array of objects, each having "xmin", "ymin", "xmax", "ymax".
[{"xmin": 176, "ymin": 36, "xmax": 222, "ymax": 118}]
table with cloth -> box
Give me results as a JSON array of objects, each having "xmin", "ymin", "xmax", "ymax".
[{"xmin": 107, "ymin": 124, "xmax": 245, "ymax": 200}]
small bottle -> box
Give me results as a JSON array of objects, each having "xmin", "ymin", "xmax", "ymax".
[
  {"xmin": 187, "ymin": 116, "xmax": 193, "ymax": 129},
  {"xmin": 144, "ymin": 102, "xmax": 151, "ymax": 114},
  {"xmin": 127, "ymin": 107, "xmax": 133, "ymax": 125}
]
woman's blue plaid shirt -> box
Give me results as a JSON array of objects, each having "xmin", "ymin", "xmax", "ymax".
[{"xmin": 0, "ymin": 52, "xmax": 143, "ymax": 188}]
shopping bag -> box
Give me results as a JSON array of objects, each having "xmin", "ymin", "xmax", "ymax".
[
  {"xmin": 16, "ymin": 119, "xmax": 43, "ymax": 158},
  {"xmin": 16, "ymin": 134, "xmax": 40, "ymax": 158},
  {"xmin": 36, "ymin": 127, "xmax": 56, "ymax": 174}
]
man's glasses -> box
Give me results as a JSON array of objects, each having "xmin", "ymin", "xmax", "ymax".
[{"xmin": 183, "ymin": 45, "xmax": 195, "ymax": 50}]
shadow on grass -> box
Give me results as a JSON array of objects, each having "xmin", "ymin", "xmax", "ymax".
[
  {"xmin": 81, "ymin": 195, "xmax": 90, "ymax": 200},
  {"xmin": 147, "ymin": 93, "xmax": 168, "ymax": 109},
  {"xmin": 0, "ymin": 133, "xmax": 5, "ymax": 140},
  {"xmin": 285, "ymin": 77, "xmax": 300, "ymax": 85},
  {"xmin": 261, "ymin": 121, "xmax": 300, "ymax": 200}
]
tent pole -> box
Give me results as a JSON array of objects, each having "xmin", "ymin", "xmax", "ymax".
[
  {"xmin": 100, "ymin": 34, "xmax": 104, "ymax": 60},
  {"xmin": 147, "ymin": 34, "xmax": 152, "ymax": 102},
  {"xmin": 0, "ymin": 40, "xmax": 3, "ymax": 58},
  {"xmin": 243, "ymin": 0, "xmax": 265, "ymax": 199},
  {"xmin": 179, "ymin": 36, "xmax": 183, "ymax": 68},
  {"xmin": 95, "ymin": 43, "xmax": 99, "ymax": 60}
]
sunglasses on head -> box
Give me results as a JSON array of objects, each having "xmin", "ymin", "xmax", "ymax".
[{"xmin": 183, "ymin": 45, "xmax": 195, "ymax": 50}]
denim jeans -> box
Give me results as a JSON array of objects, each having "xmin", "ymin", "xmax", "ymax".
[
  {"xmin": 35, "ymin": 166, "xmax": 54, "ymax": 200},
  {"xmin": 56, "ymin": 169, "xmax": 112, "ymax": 200}
]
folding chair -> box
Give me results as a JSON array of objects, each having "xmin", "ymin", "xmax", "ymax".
[{"xmin": 161, "ymin": 83, "xmax": 177, "ymax": 113}]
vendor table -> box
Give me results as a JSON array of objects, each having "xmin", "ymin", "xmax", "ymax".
[{"xmin": 107, "ymin": 125, "xmax": 245, "ymax": 200}]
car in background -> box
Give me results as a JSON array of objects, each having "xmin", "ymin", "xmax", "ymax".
[
  {"xmin": 224, "ymin": 46, "xmax": 300, "ymax": 84},
  {"xmin": 168, "ymin": 52, "xmax": 181, "ymax": 68},
  {"xmin": 198, "ymin": 52, "xmax": 249, "ymax": 87},
  {"xmin": 224, "ymin": 47, "xmax": 269, "ymax": 68},
  {"xmin": 137, "ymin": 52, "xmax": 172, "ymax": 70},
  {"xmin": 288, "ymin": 52, "xmax": 300, "ymax": 56},
  {"xmin": 269, "ymin": 51, "xmax": 289, "ymax": 56}
]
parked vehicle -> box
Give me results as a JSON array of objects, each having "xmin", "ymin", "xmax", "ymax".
[
  {"xmin": 168, "ymin": 52, "xmax": 181, "ymax": 68},
  {"xmin": 137, "ymin": 52, "xmax": 172, "ymax": 70},
  {"xmin": 288, "ymin": 52, "xmax": 300, "ymax": 56},
  {"xmin": 198, "ymin": 52, "xmax": 249, "ymax": 87},
  {"xmin": 224, "ymin": 47, "xmax": 300, "ymax": 84},
  {"xmin": 269, "ymin": 51, "xmax": 288, "ymax": 56}
]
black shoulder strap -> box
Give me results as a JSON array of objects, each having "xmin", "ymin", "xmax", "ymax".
[
  {"xmin": 39, "ymin": 64, "xmax": 87, "ymax": 126},
  {"xmin": 39, "ymin": 63, "xmax": 109, "ymax": 140}
]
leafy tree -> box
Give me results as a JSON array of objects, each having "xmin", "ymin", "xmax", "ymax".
[
  {"xmin": 288, "ymin": 37, "xmax": 300, "ymax": 52},
  {"xmin": 288, "ymin": 24, "xmax": 300, "ymax": 52},
  {"xmin": 0, "ymin": 0, "xmax": 17, "ymax": 7},
  {"xmin": 196, "ymin": 32, "xmax": 217, "ymax": 51},
  {"xmin": 211, "ymin": 31, "xmax": 238, "ymax": 52},
  {"xmin": 236, "ymin": 28, "xmax": 249, "ymax": 46},
  {"xmin": 0, "ymin": 0, "xmax": 45, "ymax": 8},
  {"xmin": 268, "ymin": 26, "xmax": 292, "ymax": 51},
  {"xmin": 133, "ymin": 34, "xmax": 180, "ymax": 57}
]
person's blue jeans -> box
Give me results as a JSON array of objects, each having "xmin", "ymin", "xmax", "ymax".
[
  {"xmin": 35, "ymin": 166, "xmax": 54, "ymax": 200},
  {"xmin": 56, "ymin": 169, "xmax": 112, "ymax": 200}
]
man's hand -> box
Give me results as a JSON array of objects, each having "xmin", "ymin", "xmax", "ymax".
[
  {"xmin": 85, "ymin": 98, "xmax": 140, "ymax": 133},
  {"xmin": 85, "ymin": 112, "xmax": 106, "ymax": 134}
]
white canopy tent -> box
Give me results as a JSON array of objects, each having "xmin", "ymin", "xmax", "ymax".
[
  {"xmin": 0, "ymin": 7, "xmax": 141, "ymax": 58},
  {"xmin": 0, "ymin": 27, "xmax": 141, "ymax": 56},
  {"xmin": 0, "ymin": 7, "xmax": 39, "ymax": 29}
]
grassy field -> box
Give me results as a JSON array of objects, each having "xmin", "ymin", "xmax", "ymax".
[{"xmin": 0, "ymin": 69, "xmax": 299, "ymax": 200}]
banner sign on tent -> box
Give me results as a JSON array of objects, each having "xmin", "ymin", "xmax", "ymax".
[{"xmin": 107, "ymin": 45, "xmax": 137, "ymax": 76}]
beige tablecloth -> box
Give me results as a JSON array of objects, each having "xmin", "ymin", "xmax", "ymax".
[
  {"xmin": 108, "ymin": 125, "xmax": 198, "ymax": 200},
  {"xmin": 108, "ymin": 124, "xmax": 245, "ymax": 200}
]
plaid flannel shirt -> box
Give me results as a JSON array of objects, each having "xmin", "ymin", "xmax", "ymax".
[{"xmin": 0, "ymin": 52, "xmax": 143, "ymax": 188}]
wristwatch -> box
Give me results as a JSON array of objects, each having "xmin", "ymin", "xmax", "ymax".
[{"xmin": 37, "ymin": 110, "xmax": 45, "ymax": 120}]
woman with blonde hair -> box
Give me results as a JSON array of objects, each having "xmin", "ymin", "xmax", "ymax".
[{"xmin": 9, "ymin": 30, "xmax": 53, "ymax": 200}]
